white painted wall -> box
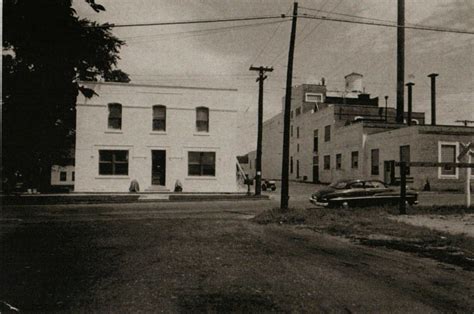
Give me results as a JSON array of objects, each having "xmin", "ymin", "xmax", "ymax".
[
  {"xmin": 51, "ymin": 165, "xmax": 75, "ymax": 186},
  {"xmin": 75, "ymin": 82, "xmax": 240, "ymax": 192}
]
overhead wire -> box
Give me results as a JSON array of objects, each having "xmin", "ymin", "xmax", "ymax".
[
  {"xmin": 248, "ymin": 3, "xmax": 295, "ymax": 65},
  {"xmin": 91, "ymin": 15, "xmax": 288, "ymax": 28}
]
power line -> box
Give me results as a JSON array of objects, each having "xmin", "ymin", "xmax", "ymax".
[
  {"xmin": 123, "ymin": 19, "xmax": 290, "ymax": 42},
  {"xmin": 300, "ymin": 13, "xmax": 474, "ymax": 35},
  {"xmin": 91, "ymin": 15, "xmax": 288, "ymax": 29},
  {"xmin": 248, "ymin": 4, "xmax": 294, "ymax": 65}
]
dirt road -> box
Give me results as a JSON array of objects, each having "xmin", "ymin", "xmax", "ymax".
[{"xmin": 1, "ymin": 202, "xmax": 473, "ymax": 312}]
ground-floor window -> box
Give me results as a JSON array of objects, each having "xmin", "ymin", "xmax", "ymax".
[
  {"xmin": 60, "ymin": 171, "xmax": 67, "ymax": 181},
  {"xmin": 371, "ymin": 149, "xmax": 379, "ymax": 175},
  {"xmin": 296, "ymin": 160, "xmax": 300, "ymax": 178},
  {"xmin": 336, "ymin": 154, "xmax": 342, "ymax": 170},
  {"xmin": 324, "ymin": 155, "xmax": 330, "ymax": 170},
  {"xmin": 188, "ymin": 152, "xmax": 216, "ymax": 176},
  {"xmin": 351, "ymin": 151, "xmax": 359, "ymax": 169},
  {"xmin": 99, "ymin": 150, "xmax": 129, "ymax": 175},
  {"xmin": 438, "ymin": 142, "xmax": 458, "ymax": 178}
]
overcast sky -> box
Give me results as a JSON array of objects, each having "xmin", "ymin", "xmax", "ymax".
[{"xmin": 75, "ymin": 0, "xmax": 473, "ymax": 154}]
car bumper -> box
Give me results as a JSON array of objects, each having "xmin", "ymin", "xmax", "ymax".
[{"xmin": 309, "ymin": 198, "xmax": 328, "ymax": 207}]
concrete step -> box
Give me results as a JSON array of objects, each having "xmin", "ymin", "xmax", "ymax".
[{"xmin": 145, "ymin": 185, "xmax": 170, "ymax": 192}]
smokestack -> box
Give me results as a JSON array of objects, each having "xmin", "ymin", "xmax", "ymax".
[
  {"xmin": 396, "ymin": 0, "xmax": 405, "ymax": 124},
  {"xmin": 321, "ymin": 77, "xmax": 325, "ymax": 86},
  {"xmin": 428, "ymin": 73, "xmax": 438, "ymax": 125},
  {"xmin": 406, "ymin": 82, "xmax": 414, "ymax": 126}
]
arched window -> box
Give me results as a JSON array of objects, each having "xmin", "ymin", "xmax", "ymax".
[
  {"xmin": 153, "ymin": 105, "xmax": 166, "ymax": 131},
  {"xmin": 108, "ymin": 103, "xmax": 122, "ymax": 130},
  {"xmin": 196, "ymin": 107, "xmax": 209, "ymax": 132}
]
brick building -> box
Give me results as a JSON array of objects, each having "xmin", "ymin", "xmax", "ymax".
[{"xmin": 75, "ymin": 81, "xmax": 241, "ymax": 192}]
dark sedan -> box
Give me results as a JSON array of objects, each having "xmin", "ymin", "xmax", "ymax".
[{"xmin": 309, "ymin": 179, "xmax": 418, "ymax": 208}]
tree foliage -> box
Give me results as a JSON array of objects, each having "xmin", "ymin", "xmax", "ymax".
[{"xmin": 2, "ymin": 0, "xmax": 128, "ymax": 190}]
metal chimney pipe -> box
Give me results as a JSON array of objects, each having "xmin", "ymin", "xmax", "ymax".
[
  {"xmin": 406, "ymin": 82, "xmax": 414, "ymax": 126},
  {"xmin": 384, "ymin": 96, "xmax": 388, "ymax": 122},
  {"xmin": 428, "ymin": 73, "xmax": 438, "ymax": 125}
]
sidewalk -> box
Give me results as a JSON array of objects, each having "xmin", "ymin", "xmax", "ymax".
[{"xmin": 1, "ymin": 192, "xmax": 270, "ymax": 205}]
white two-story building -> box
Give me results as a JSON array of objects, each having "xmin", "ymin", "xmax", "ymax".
[{"xmin": 74, "ymin": 81, "xmax": 240, "ymax": 193}]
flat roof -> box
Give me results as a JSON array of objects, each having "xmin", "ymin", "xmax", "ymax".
[{"xmin": 78, "ymin": 81, "xmax": 238, "ymax": 92}]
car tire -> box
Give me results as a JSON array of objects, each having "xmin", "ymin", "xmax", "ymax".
[{"xmin": 271, "ymin": 186, "xmax": 276, "ymax": 191}]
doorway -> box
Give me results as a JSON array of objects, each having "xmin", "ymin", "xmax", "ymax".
[
  {"xmin": 384, "ymin": 160, "xmax": 395, "ymax": 185},
  {"xmin": 152, "ymin": 150, "xmax": 166, "ymax": 186}
]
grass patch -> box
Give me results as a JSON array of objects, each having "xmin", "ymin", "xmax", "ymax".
[{"xmin": 253, "ymin": 205, "xmax": 474, "ymax": 270}]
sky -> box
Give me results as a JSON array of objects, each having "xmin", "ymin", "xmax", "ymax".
[{"xmin": 75, "ymin": 0, "xmax": 473, "ymax": 154}]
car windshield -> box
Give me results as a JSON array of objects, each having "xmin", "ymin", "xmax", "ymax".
[{"xmin": 329, "ymin": 181, "xmax": 349, "ymax": 189}]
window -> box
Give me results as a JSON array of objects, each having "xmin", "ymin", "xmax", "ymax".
[
  {"xmin": 108, "ymin": 103, "xmax": 122, "ymax": 130},
  {"xmin": 188, "ymin": 152, "xmax": 215, "ymax": 176},
  {"xmin": 153, "ymin": 105, "xmax": 166, "ymax": 131},
  {"xmin": 290, "ymin": 111, "xmax": 294, "ymax": 119},
  {"xmin": 296, "ymin": 107, "xmax": 301, "ymax": 116},
  {"xmin": 371, "ymin": 149, "xmax": 379, "ymax": 175},
  {"xmin": 313, "ymin": 130, "xmax": 319, "ymax": 153},
  {"xmin": 400, "ymin": 145, "xmax": 410, "ymax": 175},
  {"xmin": 351, "ymin": 151, "xmax": 359, "ymax": 169},
  {"xmin": 196, "ymin": 107, "xmax": 209, "ymax": 132},
  {"xmin": 439, "ymin": 143, "xmax": 458, "ymax": 178},
  {"xmin": 60, "ymin": 171, "xmax": 67, "ymax": 181},
  {"xmin": 291, "ymin": 125, "xmax": 293, "ymax": 137},
  {"xmin": 324, "ymin": 155, "xmax": 330, "ymax": 170},
  {"xmin": 336, "ymin": 154, "xmax": 342, "ymax": 170},
  {"xmin": 297, "ymin": 143, "xmax": 300, "ymax": 153},
  {"xmin": 290, "ymin": 156, "xmax": 293, "ymax": 174},
  {"xmin": 324, "ymin": 125, "xmax": 331, "ymax": 142},
  {"xmin": 72, "ymin": 171, "xmax": 75, "ymax": 181},
  {"xmin": 296, "ymin": 127, "xmax": 300, "ymax": 138},
  {"xmin": 296, "ymin": 160, "xmax": 300, "ymax": 178},
  {"xmin": 313, "ymin": 156, "xmax": 318, "ymax": 165},
  {"xmin": 305, "ymin": 93, "xmax": 323, "ymax": 103},
  {"xmin": 99, "ymin": 150, "xmax": 129, "ymax": 175}
]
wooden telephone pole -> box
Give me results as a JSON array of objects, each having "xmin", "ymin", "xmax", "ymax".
[
  {"xmin": 281, "ymin": 2, "xmax": 298, "ymax": 210},
  {"xmin": 249, "ymin": 65, "xmax": 273, "ymax": 195}
]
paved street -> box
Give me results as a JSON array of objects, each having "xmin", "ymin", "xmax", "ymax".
[{"xmin": 1, "ymin": 185, "xmax": 473, "ymax": 312}]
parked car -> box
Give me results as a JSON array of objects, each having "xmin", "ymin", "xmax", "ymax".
[
  {"xmin": 261, "ymin": 179, "xmax": 276, "ymax": 191},
  {"xmin": 309, "ymin": 179, "xmax": 418, "ymax": 208}
]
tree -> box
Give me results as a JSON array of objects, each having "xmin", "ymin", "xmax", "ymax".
[{"xmin": 2, "ymin": 0, "xmax": 128, "ymax": 191}]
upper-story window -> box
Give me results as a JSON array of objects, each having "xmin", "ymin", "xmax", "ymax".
[
  {"xmin": 305, "ymin": 93, "xmax": 323, "ymax": 103},
  {"xmin": 295, "ymin": 107, "xmax": 301, "ymax": 116},
  {"xmin": 313, "ymin": 129, "xmax": 319, "ymax": 153},
  {"xmin": 196, "ymin": 107, "xmax": 209, "ymax": 132},
  {"xmin": 324, "ymin": 125, "xmax": 331, "ymax": 142},
  {"xmin": 108, "ymin": 103, "xmax": 122, "ymax": 130},
  {"xmin": 153, "ymin": 105, "xmax": 166, "ymax": 131}
]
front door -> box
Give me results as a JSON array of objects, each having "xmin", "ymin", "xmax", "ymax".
[
  {"xmin": 312, "ymin": 165, "xmax": 319, "ymax": 183},
  {"xmin": 152, "ymin": 150, "xmax": 166, "ymax": 185}
]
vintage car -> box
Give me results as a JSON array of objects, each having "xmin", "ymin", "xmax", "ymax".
[
  {"xmin": 261, "ymin": 179, "xmax": 277, "ymax": 191},
  {"xmin": 309, "ymin": 179, "xmax": 418, "ymax": 208}
]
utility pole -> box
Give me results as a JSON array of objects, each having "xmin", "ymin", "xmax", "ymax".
[
  {"xmin": 384, "ymin": 95, "xmax": 389, "ymax": 122},
  {"xmin": 281, "ymin": 2, "xmax": 298, "ymax": 210},
  {"xmin": 396, "ymin": 0, "xmax": 405, "ymax": 124},
  {"xmin": 249, "ymin": 65, "xmax": 273, "ymax": 196}
]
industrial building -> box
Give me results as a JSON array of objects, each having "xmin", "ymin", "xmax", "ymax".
[{"xmin": 251, "ymin": 73, "xmax": 474, "ymax": 191}]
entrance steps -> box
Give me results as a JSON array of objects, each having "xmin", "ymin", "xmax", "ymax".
[{"xmin": 145, "ymin": 185, "xmax": 170, "ymax": 192}]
